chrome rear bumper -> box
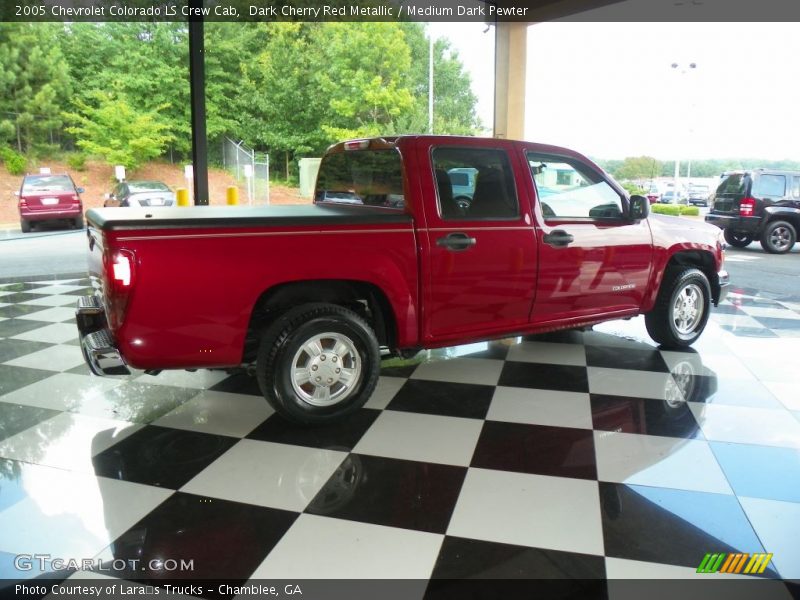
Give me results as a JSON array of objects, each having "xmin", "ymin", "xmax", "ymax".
[{"xmin": 76, "ymin": 295, "xmax": 130, "ymax": 376}]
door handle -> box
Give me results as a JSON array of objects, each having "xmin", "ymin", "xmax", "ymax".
[
  {"xmin": 542, "ymin": 230, "xmax": 574, "ymax": 248},
  {"xmin": 436, "ymin": 232, "xmax": 477, "ymax": 252}
]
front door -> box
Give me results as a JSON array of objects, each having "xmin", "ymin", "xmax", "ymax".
[{"xmin": 522, "ymin": 149, "xmax": 653, "ymax": 324}]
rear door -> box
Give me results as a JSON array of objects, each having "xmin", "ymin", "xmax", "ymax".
[
  {"xmin": 419, "ymin": 140, "xmax": 537, "ymax": 343},
  {"xmin": 522, "ymin": 149, "xmax": 653, "ymax": 322},
  {"xmin": 710, "ymin": 173, "xmax": 750, "ymax": 214},
  {"xmin": 20, "ymin": 175, "xmax": 78, "ymax": 213}
]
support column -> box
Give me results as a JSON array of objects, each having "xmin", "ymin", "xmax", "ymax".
[
  {"xmin": 188, "ymin": 4, "xmax": 209, "ymax": 206},
  {"xmin": 494, "ymin": 22, "xmax": 528, "ymax": 140}
]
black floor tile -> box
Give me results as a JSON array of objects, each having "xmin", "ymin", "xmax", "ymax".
[
  {"xmin": 247, "ymin": 409, "xmax": 380, "ymax": 451},
  {"xmin": 0, "ymin": 319, "xmax": 53, "ymax": 338},
  {"xmin": 208, "ymin": 372, "xmax": 262, "ymax": 396},
  {"xmin": 91, "ymin": 426, "xmax": 238, "ymax": 489},
  {"xmin": 711, "ymin": 442, "xmax": 800, "ymax": 503},
  {"xmin": 431, "ymin": 536, "xmax": 606, "ymax": 579},
  {"xmin": 387, "ymin": 379, "xmax": 494, "ymax": 420},
  {"xmin": 499, "ymin": 362, "xmax": 589, "ymax": 393},
  {"xmin": 590, "ymin": 394, "xmax": 704, "ymax": 440},
  {"xmin": 718, "ymin": 326, "xmax": 778, "ymax": 338},
  {"xmin": 752, "ymin": 316, "xmax": 800, "ymax": 331},
  {"xmin": 0, "ymin": 305, "xmax": 46, "ymax": 319},
  {"xmin": 1, "ymin": 292, "xmax": 46, "ymax": 304},
  {"xmin": 585, "ymin": 345, "xmax": 669, "ymax": 372},
  {"xmin": 61, "ymin": 287, "xmax": 95, "ymax": 296},
  {"xmin": 0, "ymin": 338, "xmax": 51, "ymax": 362},
  {"xmin": 454, "ymin": 342, "xmax": 511, "ymax": 360},
  {"xmin": 0, "ymin": 403, "xmax": 60, "ymax": 443},
  {"xmin": 105, "ymin": 492, "xmax": 298, "ymax": 581},
  {"xmin": 712, "ymin": 304, "xmax": 749, "ymax": 315},
  {"xmin": 599, "ymin": 482, "xmax": 774, "ymax": 573},
  {"xmin": 523, "ymin": 330, "xmax": 586, "ymax": 344},
  {"xmin": 471, "ymin": 421, "xmax": 597, "ymax": 480},
  {"xmin": 306, "ymin": 453, "xmax": 466, "ymax": 534},
  {"xmin": 0, "ymin": 365, "xmax": 54, "ymax": 396}
]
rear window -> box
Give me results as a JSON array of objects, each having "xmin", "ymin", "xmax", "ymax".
[
  {"xmin": 315, "ymin": 149, "xmax": 405, "ymax": 210},
  {"xmin": 716, "ymin": 174, "xmax": 749, "ymax": 196},
  {"xmin": 22, "ymin": 175, "xmax": 74, "ymax": 193},
  {"xmin": 128, "ymin": 182, "xmax": 170, "ymax": 193}
]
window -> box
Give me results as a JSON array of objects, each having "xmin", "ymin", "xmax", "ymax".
[
  {"xmin": 527, "ymin": 152, "xmax": 623, "ymax": 219},
  {"xmin": 22, "ymin": 175, "xmax": 75, "ymax": 194},
  {"xmin": 753, "ymin": 174, "xmax": 786, "ymax": 198},
  {"xmin": 432, "ymin": 147, "xmax": 518, "ymax": 220},
  {"xmin": 793, "ymin": 176, "xmax": 800, "ymax": 198},
  {"xmin": 315, "ymin": 149, "xmax": 405, "ymax": 210}
]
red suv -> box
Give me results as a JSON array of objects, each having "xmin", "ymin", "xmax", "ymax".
[{"xmin": 17, "ymin": 173, "xmax": 85, "ymax": 233}]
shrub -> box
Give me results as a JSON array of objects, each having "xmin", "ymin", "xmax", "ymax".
[
  {"xmin": 0, "ymin": 146, "xmax": 28, "ymax": 176},
  {"xmin": 66, "ymin": 153, "xmax": 87, "ymax": 171},
  {"xmin": 680, "ymin": 205, "xmax": 700, "ymax": 216},
  {"xmin": 651, "ymin": 204, "xmax": 681, "ymax": 216}
]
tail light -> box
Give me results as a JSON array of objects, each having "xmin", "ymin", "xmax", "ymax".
[
  {"xmin": 739, "ymin": 197, "xmax": 756, "ymax": 217},
  {"xmin": 104, "ymin": 248, "xmax": 136, "ymax": 330},
  {"xmin": 18, "ymin": 196, "xmax": 28, "ymax": 208}
]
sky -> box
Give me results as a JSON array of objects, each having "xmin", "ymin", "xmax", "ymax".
[{"xmin": 430, "ymin": 21, "xmax": 800, "ymax": 161}]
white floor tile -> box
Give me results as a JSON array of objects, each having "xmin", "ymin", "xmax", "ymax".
[
  {"xmin": 487, "ymin": 386, "xmax": 593, "ymax": 429},
  {"xmin": 588, "ymin": 367, "xmax": 677, "ymax": 401},
  {"xmin": 181, "ymin": 440, "xmax": 347, "ymax": 512},
  {"xmin": 659, "ymin": 350, "xmax": 758, "ymax": 382},
  {"xmin": 27, "ymin": 284, "xmax": 86, "ymax": 295},
  {"xmin": 447, "ymin": 468, "xmax": 604, "ymax": 555},
  {"xmin": 252, "ymin": 514, "xmax": 442, "ymax": 579},
  {"xmin": 506, "ymin": 341, "xmax": 586, "ymax": 366},
  {"xmin": 153, "ymin": 390, "xmax": 273, "ymax": 438},
  {"xmin": 410, "ymin": 357, "xmax": 503, "ymax": 386},
  {"xmin": 353, "ymin": 411, "xmax": 482, "ymax": 466},
  {"xmin": 133, "ymin": 369, "xmax": 230, "ymax": 390},
  {"xmin": 363, "ymin": 376, "xmax": 406, "ymax": 410},
  {"xmin": 761, "ymin": 382, "xmax": 800, "ymax": 411},
  {"xmin": 740, "ymin": 306, "xmax": 800, "ymax": 320},
  {"xmin": 20, "ymin": 295, "xmax": 81, "ymax": 307},
  {"xmin": 690, "ymin": 404, "xmax": 800, "ymax": 449},
  {"xmin": 594, "ymin": 431, "xmax": 733, "ymax": 495},
  {"xmin": 11, "ymin": 323, "xmax": 80, "ymax": 344},
  {"xmin": 16, "ymin": 307, "xmax": 77, "ymax": 323},
  {"xmin": 0, "ymin": 412, "xmax": 141, "ymax": 474},
  {"xmin": 0, "ymin": 465, "xmax": 171, "ymax": 558},
  {"xmin": 0, "ymin": 372, "xmax": 123, "ymax": 412},
  {"xmin": 605, "ymin": 557, "xmax": 753, "ymax": 579},
  {"xmin": 708, "ymin": 313, "xmax": 765, "ymax": 328},
  {"xmin": 3, "ymin": 344, "xmax": 85, "ymax": 372},
  {"xmin": 739, "ymin": 496, "xmax": 800, "ymax": 579},
  {"xmin": 740, "ymin": 356, "xmax": 800, "ymax": 384}
]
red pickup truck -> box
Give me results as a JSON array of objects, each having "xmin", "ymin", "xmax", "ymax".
[{"xmin": 76, "ymin": 135, "xmax": 729, "ymax": 424}]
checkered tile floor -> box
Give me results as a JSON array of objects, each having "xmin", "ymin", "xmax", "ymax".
[{"xmin": 1, "ymin": 276, "xmax": 799, "ymax": 593}]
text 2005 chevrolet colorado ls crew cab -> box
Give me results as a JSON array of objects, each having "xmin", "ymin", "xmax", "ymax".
[{"xmin": 76, "ymin": 135, "xmax": 729, "ymax": 424}]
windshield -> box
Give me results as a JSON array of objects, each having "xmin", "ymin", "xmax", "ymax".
[
  {"xmin": 22, "ymin": 175, "xmax": 74, "ymax": 193},
  {"xmin": 315, "ymin": 149, "xmax": 405, "ymax": 209}
]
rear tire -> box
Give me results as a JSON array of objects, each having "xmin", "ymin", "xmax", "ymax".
[
  {"xmin": 645, "ymin": 268, "xmax": 711, "ymax": 349},
  {"xmin": 20, "ymin": 219, "xmax": 31, "ymax": 233},
  {"xmin": 723, "ymin": 230, "xmax": 753, "ymax": 248},
  {"xmin": 760, "ymin": 220, "xmax": 796, "ymax": 254},
  {"xmin": 74, "ymin": 214, "xmax": 84, "ymax": 229},
  {"xmin": 256, "ymin": 303, "xmax": 380, "ymax": 425}
]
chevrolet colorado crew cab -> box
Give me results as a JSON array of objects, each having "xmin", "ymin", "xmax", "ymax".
[{"xmin": 76, "ymin": 136, "xmax": 729, "ymax": 424}]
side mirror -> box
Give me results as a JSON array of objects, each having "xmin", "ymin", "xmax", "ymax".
[
  {"xmin": 76, "ymin": 187, "xmax": 85, "ymax": 194},
  {"xmin": 629, "ymin": 195, "xmax": 650, "ymax": 220}
]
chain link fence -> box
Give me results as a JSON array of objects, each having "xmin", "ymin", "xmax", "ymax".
[{"xmin": 221, "ymin": 137, "xmax": 270, "ymax": 205}]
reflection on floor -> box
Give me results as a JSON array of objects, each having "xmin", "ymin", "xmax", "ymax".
[{"xmin": 1, "ymin": 277, "xmax": 799, "ymax": 595}]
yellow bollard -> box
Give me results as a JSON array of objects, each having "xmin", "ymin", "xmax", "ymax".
[
  {"xmin": 226, "ymin": 186, "xmax": 239, "ymax": 205},
  {"xmin": 176, "ymin": 187, "xmax": 189, "ymax": 207}
]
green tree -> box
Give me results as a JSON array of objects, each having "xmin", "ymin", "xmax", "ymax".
[
  {"xmin": 614, "ymin": 156, "xmax": 661, "ymax": 181},
  {"xmin": 64, "ymin": 92, "xmax": 173, "ymax": 170},
  {"xmin": 0, "ymin": 23, "xmax": 72, "ymax": 155}
]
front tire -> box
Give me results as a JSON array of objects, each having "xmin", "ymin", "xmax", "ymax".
[
  {"xmin": 256, "ymin": 303, "xmax": 380, "ymax": 425},
  {"xmin": 723, "ymin": 229, "xmax": 753, "ymax": 248},
  {"xmin": 645, "ymin": 268, "xmax": 711, "ymax": 348},
  {"xmin": 760, "ymin": 220, "xmax": 796, "ymax": 254}
]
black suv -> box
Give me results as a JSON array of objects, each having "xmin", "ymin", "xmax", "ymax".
[{"xmin": 705, "ymin": 169, "xmax": 800, "ymax": 254}]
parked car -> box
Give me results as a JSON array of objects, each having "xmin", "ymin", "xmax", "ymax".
[
  {"xmin": 17, "ymin": 173, "xmax": 84, "ymax": 233},
  {"xmin": 76, "ymin": 135, "xmax": 728, "ymax": 425},
  {"xmin": 646, "ymin": 183, "xmax": 661, "ymax": 204},
  {"xmin": 104, "ymin": 180, "xmax": 175, "ymax": 208},
  {"xmin": 687, "ymin": 184, "xmax": 711, "ymax": 207},
  {"xmin": 660, "ymin": 189, "xmax": 687, "ymax": 205},
  {"xmin": 705, "ymin": 169, "xmax": 800, "ymax": 253}
]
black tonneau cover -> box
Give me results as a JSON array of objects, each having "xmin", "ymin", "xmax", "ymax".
[{"xmin": 86, "ymin": 204, "xmax": 412, "ymax": 231}]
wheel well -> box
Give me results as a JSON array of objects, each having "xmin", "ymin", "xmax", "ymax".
[
  {"xmin": 242, "ymin": 280, "xmax": 397, "ymax": 363},
  {"xmin": 764, "ymin": 213, "xmax": 800, "ymax": 232},
  {"xmin": 665, "ymin": 250, "xmax": 719, "ymax": 303}
]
